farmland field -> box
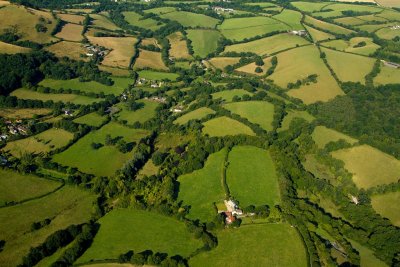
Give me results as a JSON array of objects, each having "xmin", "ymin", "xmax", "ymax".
[
  {"xmin": 186, "ymin": 29, "xmax": 221, "ymax": 58},
  {"xmin": 376, "ymin": 0, "xmax": 400, "ymax": 7},
  {"xmin": 168, "ymin": 32, "xmax": 191, "ymax": 59},
  {"xmin": 291, "ymin": 1, "xmax": 330, "ymax": 12},
  {"xmin": 348, "ymin": 239, "xmax": 388, "ymax": 267},
  {"xmin": 202, "ymin": 116, "xmax": 255, "ymax": 137},
  {"xmin": 332, "ymin": 145, "xmax": 400, "ymax": 189},
  {"xmin": 55, "ymin": 23, "xmax": 83, "ymax": 42},
  {"xmin": 223, "ymin": 101, "xmax": 275, "ymax": 131},
  {"xmin": 57, "ymin": 13, "xmax": 84, "ymax": 24},
  {"xmin": 138, "ymin": 158, "xmax": 158, "ymax": 178},
  {"xmin": 77, "ymin": 209, "xmax": 203, "ymax": 263},
  {"xmin": 0, "ymin": 41, "xmax": 30, "ymax": 54},
  {"xmin": 46, "ymin": 41, "xmax": 87, "ymax": 61},
  {"xmin": 178, "ymin": 148, "xmax": 227, "ymax": 222},
  {"xmin": 211, "ymin": 89, "xmax": 253, "ymax": 102},
  {"xmin": 144, "ymin": 6, "xmax": 176, "ymax": 14},
  {"xmin": 113, "ymin": 99, "xmax": 159, "ymax": 124},
  {"xmin": 53, "ymin": 122, "xmax": 149, "ymax": 176},
  {"xmin": 134, "ymin": 49, "xmax": 168, "ymax": 70},
  {"xmin": 304, "ymin": 15, "xmax": 354, "ymax": 35},
  {"xmin": 236, "ymin": 57, "xmax": 273, "ymax": 76},
  {"xmin": 312, "ymin": 126, "xmax": 357, "ymax": 148},
  {"xmin": 122, "ymin": 11, "xmax": 163, "ymax": 31},
  {"xmin": 273, "ymin": 9, "xmax": 304, "ymax": 30},
  {"xmin": 138, "ymin": 70, "xmax": 179, "ymax": 81},
  {"xmin": 280, "ymin": 110, "xmax": 315, "ymax": 131},
  {"xmin": 0, "ymin": 108, "xmax": 51, "ymax": 119},
  {"xmin": 374, "ymin": 63, "xmax": 400, "ymax": 85},
  {"xmin": 304, "ymin": 25, "xmax": 334, "ymax": 42},
  {"xmin": 375, "ymin": 27, "xmax": 400, "ymax": 40},
  {"xmin": 190, "ymin": 224, "xmax": 307, "ymax": 267},
  {"xmin": 371, "ymin": 192, "xmax": 400, "ymax": 227},
  {"xmin": 90, "ymin": 14, "xmax": 121, "ymax": 30},
  {"xmin": 207, "ymin": 57, "xmax": 240, "ymax": 70},
  {"xmin": 159, "ymin": 11, "xmax": 219, "ymax": 28},
  {"xmin": 99, "ymin": 65, "xmax": 131, "ymax": 77},
  {"xmin": 73, "ymin": 112, "xmax": 108, "ymax": 127},
  {"xmin": 226, "ymin": 146, "xmax": 280, "ymax": 207},
  {"xmin": 174, "ymin": 107, "xmax": 215, "ymax": 124},
  {"xmin": 322, "ymin": 37, "xmax": 380, "ymax": 56}
]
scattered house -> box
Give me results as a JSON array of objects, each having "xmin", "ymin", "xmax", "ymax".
[
  {"xmin": 350, "ymin": 195, "xmax": 359, "ymax": 205},
  {"xmin": 224, "ymin": 212, "xmax": 236, "ymax": 224},
  {"xmin": 84, "ymin": 45, "xmax": 108, "ymax": 57},
  {"xmin": 150, "ymin": 96, "xmax": 167, "ymax": 103},
  {"xmin": 232, "ymin": 209, "xmax": 243, "ymax": 216},
  {"xmin": 0, "ymin": 134, "xmax": 8, "ymax": 140},
  {"xmin": 171, "ymin": 105, "xmax": 184, "ymax": 113},
  {"xmin": 0, "ymin": 156, "xmax": 7, "ymax": 165},
  {"xmin": 290, "ymin": 30, "xmax": 307, "ymax": 37},
  {"xmin": 120, "ymin": 93, "xmax": 128, "ymax": 101},
  {"xmin": 136, "ymin": 78, "xmax": 147, "ymax": 85},
  {"xmin": 212, "ymin": 6, "xmax": 234, "ymax": 14},
  {"xmin": 8, "ymin": 126, "xmax": 18, "ymax": 135},
  {"xmin": 390, "ymin": 25, "xmax": 400, "ymax": 30},
  {"xmin": 64, "ymin": 109, "xmax": 74, "ymax": 116},
  {"xmin": 224, "ymin": 199, "xmax": 238, "ymax": 212},
  {"xmin": 381, "ymin": 60, "xmax": 400, "ymax": 68},
  {"xmin": 16, "ymin": 125, "xmax": 28, "ymax": 135}
]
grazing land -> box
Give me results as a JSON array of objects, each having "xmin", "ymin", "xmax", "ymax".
[
  {"xmin": 226, "ymin": 146, "xmax": 280, "ymax": 207},
  {"xmin": 122, "ymin": 11, "xmax": 163, "ymax": 31},
  {"xmin": 138, "ymin": 70, "xmax": 179, "ymax": 81},
  {"xmin": 55, "ymin": 23, "xmax": 83, "ymax": 42},
  {"xmin": 312, "ymin": 126, "xmax": 357, "ymax": 148},
  {"xmin": 211, "ymin": 89, "xmax": 254, "ymax": 102},
  {"xmin": 322, "ymin": 37, "xmax": 380, "ymax": 56},
  {"xmin": 57, "ymin": 13, "xmax": 84, "ymax": 24},
  {"xmin": 332, "ymin": 145, "xmax": 400, "ymax": 189},
  {"xmin": 144, "ymin": 6, "xmax": 177, "ymax": 15},
  {"xmin": 374, "ymin": 63, "xmax": 400, "ymax": 85},
  {"xmin": 174, "ymin": 107, "xmax": 215, "ymax": 124},
  {"xmin": 304, "ymin": 16, "xmax": 354, "ymax": 35},
  {"xmin": 90, "ymin": 14, "xmax": 121, "ymax": 30},
  {"xmin": 77, "ymin": 209, "xmax": 203, "ymax": 263},
  {"xmin": 273, "ymin": 9, "xmax": 304, "ymax": 30},
  {"xmin": 168, "ymin": 32, "xmax": 191, "ymax": 59},
  {"xmin": 304, "ymin": 25, "xmax": 334, "ymax": 42},
  {"xmin": 371, "ymin": 192, "xmax": 400, "ymax": 227},
  {"xmin": 190, "ymin": 224, "xmax": 307, "ymax": 267},
  {"xmin": 375, "ymin": 27, "xmax": 400, "ymax": 40},
  {"xmin": 138, "ymin": 159, "xmax": 159, "ymax": 178},
  {"xmin": 134, "ymin": 49, "xmax": 168, "ymax": 70},
  {"xmin": 280, "ymin": 110, "xmax": 315, "ymax": 131},
  {"xmin": 207, "ymin": 57, "xmax": 240, "ymax": 70},
  {"xmin": 159, "ymin": 11, "xmax": 219, "ymax": 28},
  {"xmin": 46, "ymin": 41, "xmax": 87, "ymax": 61},
  {"xmin": 348, "ymin": 239, "xmax": 388, "ymax": 267},
  {"xmin": 236, "ymin": 57, "xmax": 273, "ymax": 76},
  {"xmin": 113, "ymin": 99, "xmax": 159, "ymax": 124},
  {"xmin": 0, "ymin": 108, "xmax": 51, "ymax": 119},
  {"xmin": 202, "ymin": 116, "xmax": 255, "ymax": 137},
  {"xmin": 187, "ymin": 29, "xmax": 222, "ymax": 58},
  {"xmin": 11, "ymin": 89, "xmax": 103, "ymax": 105},
  {"xmin": 73, "ymin": 112, "xmax": 108, "ymax": 127},
  {"xmin": 178, "ymin": 148, "xmax": 227, "ymax": 222},
  {"xmin": 0, "ymin": 41, "xmax": 30, "ymax": 54}
]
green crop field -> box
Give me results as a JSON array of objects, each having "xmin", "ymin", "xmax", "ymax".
[
  {"xmin": 73, "ymin": 112, "xmax": 108, "ymax": 127},
  {"xmin": 11, "ymin": 89, "xmax": 103, "ymax": 105},
  {"xmin": 178, "ymin": 148, "xmax": 227, "ymax": 222},
  {"xmin": 77, "ymin": 209, "xmax": 203, "ymax": 263},
  {"xmin": 114, "ymin": 99, "xmax": 159, "ymax": 124},
  {"xmin": 138, "ymin": 70, "xmax": 179, "ymax": 81},
  {"xmin": 3, "ymin": 128, "xmax": 74, "ymax": 157},
  {"xmin": 0, "ymin": 169, "xmax": 61, "ymax": 206},
  {"xmin": 122, "ymin": 11, "xmax": 164, "ymax": 31},
  {"xmin": 224, "ymin": 33, "xmax": 309, "ymax": 56},
  {"xmin": 223, "ymin": 101, "xmax": 275, "ymax": 131},
  {"xmin": 280, "ymin": 110, "xmax": 315, "ymax": 131},
  {"xmin": 202, "ymin": 116, "xmax": 255, "ymax": 137},
  {"xmin": 348, "ymin": 239, "xmax": 388, "ymax": 267},
  {"xmin": 186, "ymin": 29, "xmax": 221, "ymax": 58},
  {"xmin": 374, "ymin": 63, "xmax": 400, "ymax": 85},
  {"xmin": 190, "ymin": 223, "xmax": 307, "ymax": 267},
  {"xmin": 356, "ymin": 22, "xmax": 396, "ymax": 33},
  {"xmin": 304, "ymin": 16, "xmax": 354, "ymax": 35},
  {"xmin": 312, "ymin": 3, "xmax": 382, "ymax": 18},
  {"xmin": 332, "ymin": 145, "xmax": 400, "ymax": 189},
  {"xmin": 321, "ymin": 47, "xmax": 375, "ymax": 84},
  {"xmin": 212, "ymin": 89, "xmax": 253, "ymax": 102},
  {"xmin": 322, "ymin": 37, "xmax": 380, "ymax": 56},
  {"xmin": 269, "ymin": 45, "xmax": 344, "ymax": 104},
  {"xmin": 0, "ymin": 186, "xmax": 95, "ymax": 267},
  {"xmin": 159, "ymin": 11, "xmax": 219, "ymax": 28},
  {"xmin": 174, "ymin": 107, "xmax": 215, "ymax": 124},
  {"xmin": 371, "ymin": 192, "xmax": 400, "ymax": 227},
  {"xmin": 226, "ymin": 146, "xmax": 280, "ymax": 207},
  {"xmin": 53, "ymin": 122, "xmax": 149, "ymax": 177},
  {"xmin": 273, "ymin": 9, "xmax": 304, "ymax": 30},
  {"xmin": 39, "ymin": 77, "xmax": 132, "ymax": 96},
  {"xmin": 304, "ymin": 25, "xmax": 334, "ymax": 42},
  {"xmin": 312, "ymin": 126, "xmax": 357, "ymax": 148},
  {"xmin": 90, "ymin": 14, "xmax": 121, "ymax": 30}
]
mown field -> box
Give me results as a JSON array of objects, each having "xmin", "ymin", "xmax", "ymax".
[
  {"xmin": 168, "ymin": 32, "xmax": 191, "ymax": 59},
  {"xmin": 186, "ymin": 29, "xmax": 221, "ymax": 58},
  {"xmin": 11, "ymin": 89, "xmax": 103, "ymax": 105},
  {"xmin": 0, "ymin": 41, "xmax": 31, "ymax": 54},
  {"xmin": 273, "ymin": 9, "xmax": 304, "ymax": 30},
  {"xmin": 138, "ymin": 70, "xmax": 179, "ymax": 81},
  {"xmin": 55, "ymin": 23, "xmax": 83, "ymax": 42},
  {"xmin": 226, "ymin": 146, "xmax": 280, "ymax": 207},
  {"xmin": 178, "ymin": 148, "xmax": 227, "ymax": 222},
  {"xmin": 374, "ymin": 63, "xmax": 400, "ymax": 85},
  {"xmin": 159, "ymin": 11, "xmax": 219, "ymax": 28},
  {"xmin": 331, "ymin": 145, "xmax": 400, "ymax": 189},
  {"xmin": 190, "ymin": 223, "xmax": 307, "ymax": 267},
  {"xmin": 134, "ymin": 49, "xmax": 168, "ymax": 70},
  {"xmin": 211, "ymin": 89, "xmax": 253, "ymax": 102},
  {"xmin": 90, "ymin": 14, "xmax": 121, "ymax": 31},
  {"xmin": 304, "ymin": 25, "xmax": 334, "ymax": 42},
  {"xmin": 0, "ymin": 108, "xmax": 51, "ymax": 119},
  {"xmin": 77, "ymin": 209, "xmax": 203, "ymax": 263},
  {"xmin": 174, "ymin": 107, "xmax": 215, "ymax": 125},
  {"xmin": 52, "ymin": 122, "xmax": 149, "ymax": 177},
  {"xmin": 113, "ymin": 99, "xmax": 159, "ymax": 124},
  {"xmin": 202, "ymin": 116, "xmax": 255, "ymax": 137},
  {"xmin": 312, "ymin": 125, "xmax": 357, "ymax": 148},
  {"xmin": 223, "ymin": 101, "xmax": 275, "ymax": 131},
  {"xmin": 371, "ymin": 192, "xmax": 400, "ymax": 227},
  {"xmin": 73, "ymin": 112, "xmax": 108, "ymax": 127},
  {"xmin": 57, "ymin": 13, "xmax": 84, "ymax": 24},
  {"xmin": 46, "ymin": 41, "xmax": 88, "ymax": 61},
  {"xmin": 304, "ymin": 16, "xmax": 354, "ymax": 35}
]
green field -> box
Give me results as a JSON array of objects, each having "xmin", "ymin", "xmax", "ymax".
[
  {"xmin": 186, "ymin": 29, "xmax": 221, "ymax": 58},
  {"xmin": 211, "ymin": 89, "xmax": 253, "ymax": 102},
  {"xmin": 114, "ymin": 99, "xmax": 159, "ymax": 124},
  {"xmin": 190, "ymin": 223, "xmax": 307, "ymax": 267},
  {"xmin": 226, "ymin": 146, "xmax": 280, "ymax": 207},
  {"xmin": 0, "ymin": 186, "xmax": 95, "ymax": 266},
  {"xmin": 224, "ymin": 33, "xmax": 309, "ymax": 56},
  {"xmin": 39, "ymin": 77, "xmax": 133, "ymax": 96},
  {"xmin": 53, "ymin": 122, "xmax": 149, "ymax": 177},
  {"xmin": 304, "ymin": 25, "xmax": 334, "ymax": 42},
  {"xmin": 292, "ymin": 1, "xmax": 330, "ymax": 12},
  {"xmin": 77, "ymin": 209, "xmax": 203, "ymax": 263},
  {"xmin": 304, "ymin": 16, "xmax": 354, "ymax": 35},
  {"xmin": 138, "ymin": 70, "xmax": 179, "ymax": 81},
  {"xmin": 322, "ymin": 37, "xmax": 380, "ymax": 56},
  {"xmin": 348, "ymin": 239, "xmax": 388, "ymax": 267},
  {"xmin": 312, "ymin": 3, "xmax": 382, "ymax": 18},
  {"xmin": 273, "ymin": 9, "xmax": 304, "ymax": 30},
  {"xmin": 202, "ymin": 116, "xmax": 255, "ymax": 137},
  {"xmin": 0, "ymin": 169, "xmax": 61, "ymax": 206},
  {"xmin": 236, "ymin": 57, "xmax": 273, "ymax": 76},
  {"xmin": 224, "ymin": 101, "xmax": 275, "ymax": 131},
  {"xmin": 178, "ymin": 148, "xmax": 227, "ymax": 222},
  {"xmin": 73, "ymin": 112, "xmax": 108, "ymax": 127},
  {"xmin": 122, "ymin": 11, "xmax": 164, "ymax": 31},
  {"xmin": 3, "ymin": 128, "xmax": 74, "ymax": 157},
  {"xmin": 374, "ymin": 63, "xmax": 400, "ymax": 85},
  {"xmin": 138, "ymin": 158, "xmax": 159, "ymax": 178},
  {"xmin": 280, "ymin": 110, "xmax": 315, "ymax": 131},
  {"xmin": 312, "ymin": 125, "xmax": 357, "ymax": 148},
  {"xmin": 376, "ymin": 27, "xmax": 400, "ymax": 40},
  {"xmin": 143, "ymin": 6, "xmax": 176, "ymax": 15},
  {"xmin": 160, "ymin": 11, "xmax": 219, "ymax": 28},
  {"xmin": 334, "ymin": 16, "xmax": 366, "ymax": 26},
  {"xmin": 11, "ymin": 89, "xmax": 103, "ymax": 105},
  {"xmin": 321, "ymin": 47, "xmax": 375, "ymax": 84},
  {"xmin": 332, "ymin": 145, "xmax": 400, "ymax": 189},
  {"xmin": 90, "ymin": 14, "xmax": 121, "ymax": 31},
  {"xmin": 174, "ymin": 107, "xmax": 215, "ymax": 124},
  {"xmin": 371, "ymin": 192, "xmax": 400, "ymax": 227}
]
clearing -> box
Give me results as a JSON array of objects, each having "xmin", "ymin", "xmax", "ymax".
[
  {"xmin": 168, "ymin": 32, "xmax": 191, "ymax": 59},
  {"xmin": 374, "ymin": 63, "xmax": 400, "ymax": 85},
  {"xmin": 211, "ymin": 89, "xmax": 253, "ymax": 102},
  {"xmin": 312, "ymin": 125, "xmax": 357, "ymax": 148},
  {"xmin": 113, "ymin": 99, "xmax": 159, "ymax": 124},
  {"xmin": 371, "ymin": 192, "xmax": 400, "ymax": 227}
]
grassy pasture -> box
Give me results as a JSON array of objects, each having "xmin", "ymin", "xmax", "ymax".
[
  {"xmin": 235, "ymin": 57, "xmax": 273, "ymax": 76},
  {"xmin": 138, "ymin": 158, "xmax": 158, "ymax": 178},
  {"xmin": 88, "ymin": 36, "xmax": 137, "ymax": 68},
  {"xmin": 332, "ymin": 145, "xmax": 400, "ymax": 189},
  {"xmin": 207, "ymin": 57, "xmax": 240, "ymax": 70},
  {"xmin": 356, "ymin": 14, "xmax": 388, "ymax": 23},
  {"xmin": 223, "ymin": 101, "xmax": 274, "ymax": 131},
  {"xmin": 376, "ymin": 9, "xmax": 400, "ymax": 20},
  {"xmin": 304, "ymin": 25, "xmax": 334, "ymax": 42},
  {"xmin": 348, "ymin": 239, "xmax": 388, "ymax": 267},
  {"xmin": 269, "ymin": 45, "xmax": 343, "ymax": 104},
  {"xmin": 321, "ymin": 47, "xmax": 375, "ymax": 84},
  {"xmin": 312, "ymin": 126, "xmax": 357, "ymax": 148},
  {"xmin": 211, "ymin": 89, "xmax": 253, "ymax": 102},
  {"xmin": 99, "ymin": 65, "xmax": 131, "ymax": 77},
  {"xmin": 114, "ymin": 99, "xmax": 159, "ymax": 124},
  {"xmin": 374, "ymin": 63, "xmax": 400, "ymax": 85},
  {"xmin": 304, "ymin": 15, "xmax": 354, "ymax": 35},
  {"xmin": 186, "ymin": 29, "xmax": 221, "ymax": 58},
  {"xmin": 174, "ymin": 107, "xmax": 215, "ymax": 124},
  {"xmin": 141, "ymin": 37, "xmax": 161, "ymax": 48},
  {"xmin": 0, "ymin": 41, "xmax": 30, "ymax": 54},
  {"xmin": 134, "ymin": 49, "xmax": 168, "ymax": 70},
  {"xmin": 371, "ymin": 192, "xmax": 400, "ymax": 227},
  {"xmin": 122, "ymin": 11, "xmax": 163, "ymax": 31},
  {"xmin": 190, "ymin": 224, "xmax": 307, "ymax": 267},
  {"xmin": 168, "ymin": 32, "xmax": 191, "ymax": 59},
  {"xmin": 155, "ymin": 132, "xmax": 195, "ymax": 151},
  {"xmin": 226, "ymin": 146, "xmax": 280, "ymax": 207},
  {"xmin": 77, "ymin": 209, "xmax": 203, "ymax": 263},
  {"xmin": 73, "ymin": 112, "xmax": 107, "ymax": 127},
  {"xmin": 53, "ymin": 122, "xmax": 149, "ymax": 177},
  {"xmin": 334, "ymin": 16, "xmax": 366, "ymax": 26},
  {"xmin": 376, "ymin": 0, "xmax": 400, "ymax": 7},
  {"xmin": 57, "ymin": 13, "xmax": 84, "ymax": 24},
  {"xmin": 0, "ymin": 186, "xmax": 95, "ymax": 267},
  {"xmin": 0, "ymin": 108, "xmax": 51, "ymax": 119},
  {"xmin": 273, "ymin": 9, "xmax": 304, "ymax": 30},
  {"xmin": 178, "ymin": 148, "xmax": 227, "ymax": 222},
  {"xmin": 356, "ymin": 22, "xmax": 396, "ymax": 33},
  {"xmin": 144, "ymin": 6, "xmax": 176, "ymax": 14},
  {"xmin": 313, "ymin": 3, "xmax": 383, "ymax": 18},
  {"xmin": 46, "ymin": 41, "xmax": 87, "ymax": 61},
  {"xmin": 138, "ymin": 70, "xmax": 179, "ymax": 81},
  {"xmin": 90, "ymin": 14, "xmax": 121, "ymax": 30},
  {"xmin": 55, "ymin": 23, "xmax": 83, "ymax": 42},
  {"xmin": 3, "ymin": 128, "xmax": 74, "ymax": 157},
  {"xmin": 0, "ymin": 169, "xmax": 61, "ymax": 206},
  {"xmin": 322, "ymin": 37, "xmax": 380, "ymax": 56},
  {"xmin": 11, "ymin": 88, "xmax": 103, "ymax": 104},
  {"xmin": 280, "ymin": 110, "xmax": 315, "ymax": 131},
  {"xmin": 224, "ymin": 33, "xmax": 309, "ymax": 56},
  {"xmin": 160, "ymin": 11, "xmax": 219, "ymax": 28},
  {"xmin": 202, "ymin": 116, "xmax": 255, "ymax": 137},
  {"xmin": 291, "ymin": 1, "xmax": 329, "ymax": 12},
  {"xmin": 375, "ymin": 27, "xmax": 400, "ymax": 40}
]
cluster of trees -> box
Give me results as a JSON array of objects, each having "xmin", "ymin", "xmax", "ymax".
[{"xmin": 118, "ymin": 249, "xmax": 186, "ymax": 267}]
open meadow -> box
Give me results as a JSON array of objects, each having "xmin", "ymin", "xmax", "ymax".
[
  {"xmin": 321, "ymin": 37, "xmax": 380, "ymax": 56},
  {"xmin": 0, "ymin": 108, "xmax": 51, "ymax": 119},
  {"xmin": 46, "ymin": 41, "xmax": 87, "ymax": 61},
  {"xmin": 90, "ymin": 14, "xmax": 121, "ymax": 31},
  {"xmin": 122, "ymin": 11, "xmax": 164, "ymax": 31},
  {"xmin": 186, "ymin": 29, "xmax": 221, "ymax": 58},
  {"xmin": 273, "ymin": 9, "xmax": 304, "ymax": 30},
  {"xmin": 138, "ymin": 70, "xmax": 179, "ymax": 81},
  {"xmin": 134, "ymin": 49, "xmax": 168, "ymax": 70},
  {"xmin": 174, "ymin": 107, "xmax": 215, "ymax": 125},
  {"xmin": 202, "ymin": 116, "xmax": 255, "ymax": 137},
  {"xmin": 348, "ymin": 239, "xmax": 388, "ymax": 267},
  {"xmin": 57, "ymin": 13, "xmax": 84, "ymax": 24},
  {"xmin": 11, "ymin": 89, "xmax": 103, "ymax": 105},
  {"xmin": 73, "ymin": 112, "xmax": 108, "ymax": 127},
  {"xmin": 167, "ymin": 32, "xmax": 191, "ymax": 59},
  {"xmin": 207, "ymin": 57, "xmax": 240, "ymax": 70},
  {"xmin": 113, "ymin": 99, "xmax": 159, "ymax": 124},
  {"xmin": 236, "ymin": 57, "xmax": 273, "ymax": 76},
  {"xmin": 211, "ymin": 89, "xmax": 253, "ymax": 102},
  {"xmin": 0, "ymin": 41, "xmax": 30, "ymax": 54},
  {"xmin": 304, "ymin": 25, "xmax": 334, "ymax": 42},
  {"xmin": 144, "ymin": 6, "xmax": 177, "ymax": 15},
  {"xmin": 279, "ymin": 110, "xmax": 315, "ymax": 131},
  {"xmin": 55, "ymin": 23, "xmax": 83, "ymax": 42},
  {"xmin": 374, "ymin": 63, "xmax": 400, "ymax": 85},
  {"xmin": 304, "ymin": 16, "xmax": 354, "ymax": 35},
  {"xmin": 159, "ymin": 11, "xmax": 219, "ymax": 28},
  {"xmin": 312, "ymin": 126, "xmax": 357, "ymax": 148},
  {"xmin": 371, "ymin": 192, "xmax": 400, "ymax": 227}
]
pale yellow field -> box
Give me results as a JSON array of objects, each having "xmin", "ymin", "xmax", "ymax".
[
  {"xmin": 65, "ymin": 8, "xmax": 93, "ymax": 13},
  {"xmin": 375, "ymin": 0, "xmax": 400, "ymax": 7},
  {"xmin": 0, "ymin": 108, "xmax": 51, "ymax": 119},
  {"xmin": 0, "ymin": 0, "xmax": 10, "ymax": 6},
  {"xmin": 304, "ymin": 25, "xmax": 334, "ymax": 42},
  {"xmin": 57, "ymin": 13, "xmax": 85, "ymax": 24},
  {"xmin": 168, "ymin": 32, "xmax": 191, "ymax": 59},
  {"xmin": 88, "ymin": 36, "xmax": 138, "ymax": 68},
  {"xmin": 208, "ymin": 57, "xmax": 241, "ymax": 70},
  {"xmin": 141, "ymin": 37, "xmax": 161, "ymax": 48},
  {"xmin": 374, "ymin": 63, "xmax": 400, "ymax": 85},
  {"xmin": 0, "ymin": 41, "xmax": 30, "ymax": 54},
  {"xmin": 134, "ymin": 49, "xmax": 168, "ymax": 70},
  {"xmin": 46, "ymin": 41, "xmax": 88, "ymax": 61},
  {"xmin": 371, "ymin": 192, "xmax": 400, "ymax": 227},
  {"xmin": 236, "ymin": 57, "xmax": 273, "ymax": 76},
  {"xmin": 312, "ymin": 125, "xmax": 358, "ymax": 148},
  {"xmin": 99, "ymin": 65, "xmax": 131, "ymax": 77},
  {"xmin": 55, "ymin": 23, "xmax": 83, "ymax": 42}
]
